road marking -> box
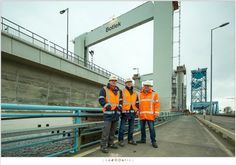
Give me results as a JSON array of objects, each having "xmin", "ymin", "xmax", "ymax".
[{"xmin": 195, "ymin": 118, "xmax": 234, "ymax": 157}]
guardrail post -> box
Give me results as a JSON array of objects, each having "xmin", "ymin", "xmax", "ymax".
[
  {"xmin": 73, "ymin": 110, "xmax": 81, "ymax": 153},
  {"xmin": 138, "ymin": 119, "xmax": 141, "ymax": 131},
  {"xmin": 155, "ymin": 117, "xmax": 158, "ymax": 125}
]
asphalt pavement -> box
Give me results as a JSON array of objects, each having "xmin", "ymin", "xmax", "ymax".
[{"xmin": 76, "ymin": 116, "xmax": 233, "ymax": 157}]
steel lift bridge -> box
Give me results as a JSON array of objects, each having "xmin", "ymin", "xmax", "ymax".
[{"xmin": 191, "ymin": 68, "xmax": 219, "ymax": 114}]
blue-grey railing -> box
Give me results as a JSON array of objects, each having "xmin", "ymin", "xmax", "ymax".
[
  {"xmin": 1, "ymin": 103, "xmax": 103, "ymax": 157},
  {"xmin": 1, "ymin": 16, "xmax": 125, "ymax": 84},
  {"xmin": 1, "ymin": 103, "xmax": 183, "ymax": 157}
]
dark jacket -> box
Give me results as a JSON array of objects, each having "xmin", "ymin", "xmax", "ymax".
[{"xmin": 98, "ymin": 83, "xmax": 123, "ymax": 121}]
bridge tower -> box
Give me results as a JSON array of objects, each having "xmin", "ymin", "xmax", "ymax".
[{"xmin": 191, "ymin": 68, "xmax": 207, "ymax": 112}]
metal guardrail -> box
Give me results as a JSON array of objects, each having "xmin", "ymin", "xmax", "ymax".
[
  {"xmin": 1, "ymin": 122, "xmax": 104, "ymax": 138},
  {"xmin": 1, "ymin": 103, "xmax": 104, "ymax": 157},
  {"xmin": 1, "ymin": 103, "xmax": 183, "ymax": 157},
  {"xmin": 1, "ymin": 17, "xmax": 125, "ymax": 84}
]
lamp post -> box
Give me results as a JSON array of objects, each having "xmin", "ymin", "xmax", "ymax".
[
  {"xmin": 60, "ymin": 8, "xmax": 69, "ymax": 59},
  {"xmin": 89, "ymin": 50, "xmax": 94, "ymax": 64},
  {"xmin": 133, "ymin": 67, "xmax": 139, "ymax": 75},
  {"xmin": 210, "ymin": 22, "xmax": 229, "ymax": 122}
]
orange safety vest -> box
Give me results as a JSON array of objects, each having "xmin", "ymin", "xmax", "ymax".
[
  {"xmin": 122, "ymin": 88, "xmax": 138, "ymax": 112},
  {"xmin": 138, "ymin": 89, "xmax": 160, "ymax": 120},
  {"xmin": 102, "ymin": 86, "xmax": 120, "ymax": 113}
]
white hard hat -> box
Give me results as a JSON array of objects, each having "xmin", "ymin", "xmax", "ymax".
[
  {"xmin": 143, "ymin": 81, "xmax": 153, "ymax": 86},
  {"xmin": 109, "ymin": 75, "xmax": 118, "ymax": 81},
  {"xmin": 125, "ymin": 78, "xmax": 133, "ymax": 83}
]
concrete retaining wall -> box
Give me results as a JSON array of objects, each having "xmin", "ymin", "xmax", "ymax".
[{"xmin": 1, "ymin": 53, "xmax": 102, "ymax": 107}]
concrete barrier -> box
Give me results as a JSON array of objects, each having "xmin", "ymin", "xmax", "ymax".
[{"xmin": 195, "ymin": 116, "xmax": 235, "ymax": 142}]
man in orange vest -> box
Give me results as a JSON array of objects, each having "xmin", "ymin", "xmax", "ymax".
[
  {"xmin": 98, "ymin": 75, "xmax": 123, "ymax": 153},
  {"xmin": 118, "ymin": 78, "xmax": 139, "ymax": 147},
  {"xmin": 136, "ymin": 81, "xmax": 160, "ymax": 148}
]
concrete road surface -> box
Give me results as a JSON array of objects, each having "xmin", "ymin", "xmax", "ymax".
[{"xmin": 76, "ymin": 116, "xmax": 233, "ymax": 157}]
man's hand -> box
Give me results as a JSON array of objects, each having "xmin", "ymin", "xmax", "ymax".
[
  {"xmin": 135, "ymin": 110, "xmax": 139, "ymax": 117},
  {"xmin": 154, "ymin": 112, "xmax": 159, "ymax": 118},
  {"xmin": 118, "ymin": 104, "xmax": 122, "ymax": 110},
  {"xmin": 117, "ymin": 105, "xmax": 122, "ymax": 113},
  {"xmin": 106, "ymin": 105, "xmax": 112, "ymax": 111}
]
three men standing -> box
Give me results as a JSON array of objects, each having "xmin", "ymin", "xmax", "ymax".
[{"xmin": 98, "ymin": 76, "xmax": 160, "ymax": 153}]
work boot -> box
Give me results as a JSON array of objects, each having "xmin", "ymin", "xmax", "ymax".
[
  {"xmin": 108, "ymin": 144, "xmax": 118, "ymax": 149},
  {"xmin": 128, "ymin": 140, "xmax": 137, "ymax": 145},
  {"xmin": 100, "ymin": 147, "xmax": 109, "ymax": 153},
  {"xmin": 118, "ymin": 141, "xmax": 125, "ymax": 147},
  {"xmin": 152, "ymin": 142, "xmax": 158, "ymax": 148},
  {"xmin": 136, "ymin": 140, "xmax": 146, "ymax": 144}
]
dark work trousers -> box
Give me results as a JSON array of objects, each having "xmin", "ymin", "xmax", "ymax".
[
  {"xmin": 100, "ymin": 120, "xmax": 118, "ymax": 148},
  {"xmin": 118, "ymin": 112, "xmax": 135, "ymax": 142},
  {"xmin": 140, "ymin": 119, "xmax": 156, "ymax": 143}
]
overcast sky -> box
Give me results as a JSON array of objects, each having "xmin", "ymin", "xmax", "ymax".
[{"xmin": 1, "ymin": 0, "xmax": 235, "ymax": 111}]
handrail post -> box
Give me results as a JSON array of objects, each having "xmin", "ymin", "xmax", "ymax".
[
  {"xmin": 44, "ymin": 39, "xmax": 47, "ymax": 50},
  {"xmin": 52, "ymin": 42, "xmax": 54, "ymax": 53},
  {"xmin": 1, "ymin": 17, "xmax": 3, "ymax": 30},
  {"xmin": 32, "ymin": 33, "xmax": 34, "ymax": 44},
  {"xmin": 18, "ymin": 26, "xmax": 20, "ymax": 37},
  {"xmin": 73, "ymin": 110, "xmax": 81, "ymax": 153},
  {"xmin": 138, "ymin": 119, "xmax": 141, "ymax": 131}
]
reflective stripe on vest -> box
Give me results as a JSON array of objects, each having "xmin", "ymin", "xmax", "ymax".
[
  {"xmin": 99, "ymin": 96, "xmax": 105, "ymax": 99},
  {"xmin": 103, "ymin": 86, "xmax": 120, "ymax": 111},
  {"xmin": 122, "ymin": 110, "xmax": 136, "ymax": 113},
  {"xmin": 104, "ymin": 111, "xmax": 121, "ymax": 115},
  {"xmin": 122, "ymin": 88, "xmax": 138, "ymax": 111},
  {"xmin": 104, "ymin": 103, "xmax": 110, "ymax": 108},
  {"xmin": 139, "ymin": 111, "xmax": 159, "ymax": 114},
  {"xmin": 138, "ymin": 91, "xmax": 160, "ymax": 120},
  {"xmin": 138, "ymin": 91, "xmax": 154, "ymax": 112}
]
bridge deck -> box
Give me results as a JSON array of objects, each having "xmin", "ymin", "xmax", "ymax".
[{"xmin": 75, "ymin": 116, "xmax": 233, "ymax": 157}]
